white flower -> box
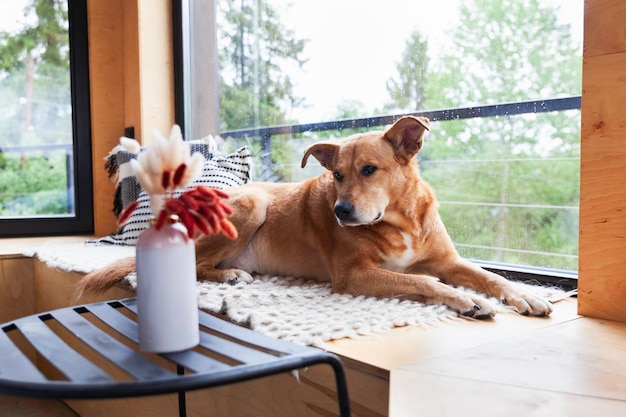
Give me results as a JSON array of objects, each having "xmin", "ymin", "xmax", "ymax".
[
  {"xmin": 123, "ymin": 125, "xmax": 205, "ymax": 216},
  {"xmin": 179, "ymin": 152, "xmax": 204, "ymax": 188},
  {"xmin": 119, "ymin": 137, "xmax": 141, "ymax": 153}
]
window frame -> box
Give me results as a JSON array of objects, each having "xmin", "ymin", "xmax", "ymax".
[
  {"xmin": 0, "ymin": 0, "xmax": 93, "ymax": 237},
  {"xmin": 172, "ymin": 0, "xmax": 219, "ymax": 140}
]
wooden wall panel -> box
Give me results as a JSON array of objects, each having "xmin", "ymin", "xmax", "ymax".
[
  {"xmin": 0, "ymin": 258, "xmax": 34, "ymax": 322},
  {"xmin": 123, "ymin": 0, "xmax": 141, "ymax": 141},
  {"xmin": 583, "ymin": 0, "xmax": 626, "ymax": 57},
  {"xmin": 88, "ymin": 0, "xmax": 126, "ymax": 237},
  {"xmin": 33, "ymin": 260, "xmax": 133, "ymax": 312},
  {"xmin": 578, "ymin": 0, "xmax": 626, "ymax": 322},
  {"xmin": 136, "ymin": 0, "xmax": 175, "ymax": 144},
  {"xmin": 120, "ymin": 0, "xmax": 176, "ymax": 146},
  {"xmin": 88, "ymin": 0, "xmax": 175, "ymax": 236}
]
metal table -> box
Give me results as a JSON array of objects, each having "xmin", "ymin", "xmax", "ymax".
[{"xmin": 0, "ymin": 298, "xmax": 351, "ymax": 417}]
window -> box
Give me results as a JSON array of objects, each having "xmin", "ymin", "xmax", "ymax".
[
  {"xmin": 177, "ymin": 0, "xmax": 582, "ymax": 287},
  {"xmin": 0, "ymin": 0, "xmax": 92, "ymax": 236}
]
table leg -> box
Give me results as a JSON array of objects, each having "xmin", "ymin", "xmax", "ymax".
[{"xmin": 177, "ymin": 365, "xmax": 186, "ymax": 417}]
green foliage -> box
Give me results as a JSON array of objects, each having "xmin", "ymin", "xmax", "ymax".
[
  {"xmin": 405, "ymin": 0, "xmax": 582, "ymax": 270},
  {"xmin": 0, "ymin": 0, "xmax": 68, "ymax": 72},
  {"xmin": 0, "ymin": 153, "xmax": 69, "ymax": 215},
  {"xmin": 218, "ymin": 0, "xmax": 306, "ymax": 130},
  {"xmin": 0, "ymin": 0, "xmax": 72, "ymax": 165},
  {"xmin": 218, "ymin": 0, "xmax": 308, "ymax": 179}
]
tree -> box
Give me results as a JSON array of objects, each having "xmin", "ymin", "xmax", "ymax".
[
  {"xmin": 0, "ymin": 0, "xmax": 70, "ymax": 147},
  {"xmin": 218, "ymin": 0, "xmax": 307, "ymax": 131},
  {"xmin": 217, "ymin": 0, "xmax": 308, "ymax": 181},
  {"xmin": 385, "ymin": 30, "xmax": 430, "ymax": 113},
  {"xmin": 390, "ymin": 0, "xmax": 582, "ymax": 270}
]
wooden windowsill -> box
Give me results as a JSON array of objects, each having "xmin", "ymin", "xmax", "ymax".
[
  {"xmin": 0, "ymin": 236, "xmax": 94, "ymax": 259},
  {"xmin": 388, "ymin": 304, "xmax": 626, "ymax": 416},
  {"xmin": 326, "ymin": 296, "xmax": 580, "ymax": 372}
]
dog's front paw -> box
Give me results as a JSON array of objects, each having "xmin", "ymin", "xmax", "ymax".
[
  {"xmin": 198, "ymin": 268, "xmax": 254, "ymax": 285},
  {"xmin": 502, "ymin": 292, "xmax": 553, "ymax": 316},
  {"xmin": 458, "ymin": 295, "xmax": 497, "ymax": 319},
  {"xmin": 221, "ymin": 269, "xmax": 254, "ymax": 285}
]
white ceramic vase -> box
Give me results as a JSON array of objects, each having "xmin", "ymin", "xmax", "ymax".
[{"xmin": 136, "ymin": 215, "xmax": 199, "ymax": 353}]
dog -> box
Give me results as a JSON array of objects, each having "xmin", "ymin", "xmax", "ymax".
[{"xmin": 78, "ymin": 116, "xmax": 552, "ymax": 318}]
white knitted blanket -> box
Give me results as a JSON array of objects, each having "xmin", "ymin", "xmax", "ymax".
[{"xmin": 24, "ymin": 242, "xmax": 568, "ymax": 346}]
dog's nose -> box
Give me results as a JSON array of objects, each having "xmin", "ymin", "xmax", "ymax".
[{"xmin": 334, "ymin": 200, "xmax": 355, "ymax": 221}]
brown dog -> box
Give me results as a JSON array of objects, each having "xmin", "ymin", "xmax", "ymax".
[{"xmin": 79, "ymin": 116, "xmax": 552, "ymax": 318}]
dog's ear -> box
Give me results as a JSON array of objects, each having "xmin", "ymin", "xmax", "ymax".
[
  {"xmin": 384, "ymin": 116, "xmax": 430, "ymax": 162},
  {"xmin": 301, "ymin": 141, "xmax": 340, "ymax": 170}
]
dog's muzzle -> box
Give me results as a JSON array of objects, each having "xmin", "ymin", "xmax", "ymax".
[
  {"xmin": 334, "ymin": 200, "xmax": 355, "ymax": 223},
  {"xmin": 334, "ymin": 200, "xmax": 383, "ymax": 226}
]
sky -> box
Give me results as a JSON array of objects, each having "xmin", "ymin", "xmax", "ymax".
[
  {"xmin": 0, "ymin": 0, "xmax": 33, "ymax": 33},
  {"xmin": 0, "ymin": 0, "xmax": 584, "ymax": 125},
  {"xmin": 277, "ymin": 0, "xmax": 584, "ymax": 123}
]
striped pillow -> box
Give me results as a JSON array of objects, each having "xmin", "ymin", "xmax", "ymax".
[
  {"xmin": 96, "ymin": 145, "xmax": 252, "ymax": 246},
  {"xmin": 108, "ymin": 137, "xmax": 221, "ymax": 217}
]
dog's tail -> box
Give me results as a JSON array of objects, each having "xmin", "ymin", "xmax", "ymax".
[{"xmin": 74, "ymin": 256, "xmax": 136, "ymax": 299}]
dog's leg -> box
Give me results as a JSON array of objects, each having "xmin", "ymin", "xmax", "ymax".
[
  {"xmin": 428, "ymin": 258, "xmax": 553, "ymax": 316},
  {"xmin": 334, "ymin": 269, "xmax": 499, "ymax": 318},
  {"xmin": 194, "ymin": 188, "xmax": 268, "ymax": 284}
]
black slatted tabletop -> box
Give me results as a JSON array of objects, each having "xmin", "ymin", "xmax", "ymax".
[{"xmin": 0, "ymin": 298, "xmax": 350, "ymax": 417}]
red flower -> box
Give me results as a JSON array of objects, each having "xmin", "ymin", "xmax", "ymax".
[{"xmin": 116, "ymin": 126, "xmax": 238, "ymax": 240}]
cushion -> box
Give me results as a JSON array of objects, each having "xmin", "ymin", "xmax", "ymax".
[{"xmin": 97, "ymin": 145, "xmax": 252, "ymax": 246}]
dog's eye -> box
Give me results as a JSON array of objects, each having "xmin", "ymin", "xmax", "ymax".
[
  {"xmin": 334, "ymin": 171, "xmax": 344, "ymax": 182},
  {"xmin": 361, "ymin": 165, "xmax": 377, "ymax": 176}
]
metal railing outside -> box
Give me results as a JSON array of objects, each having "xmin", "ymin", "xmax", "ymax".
[{"xmin": 221, "ymin": 96, "xmax": 581, "ymax": 179}]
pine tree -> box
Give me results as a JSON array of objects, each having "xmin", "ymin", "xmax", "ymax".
[
  {"xmin": 385, "ymin": 30, "xmax": 430, "ymax": 112},
  {"xmin": 218, "ymin": 0, "xmax": 307, "ymax": 131}
]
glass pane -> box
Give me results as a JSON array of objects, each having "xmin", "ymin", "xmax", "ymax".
[
  {"xmin": 0, "ymin": 0, "xmax": 74, "ymax": 218},
  {"xmin": 421, "ymin": 113, "xmax": 580, "ymax": 271},
  {"xmin": 211, "ymin": 0, "xmax": 583, "ymax": 272}
]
